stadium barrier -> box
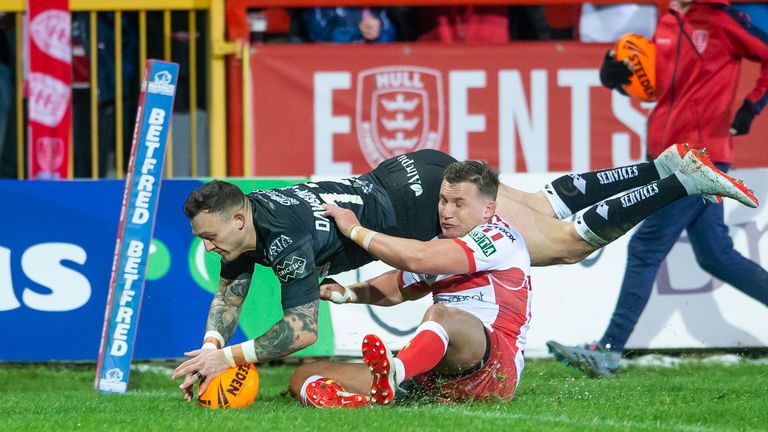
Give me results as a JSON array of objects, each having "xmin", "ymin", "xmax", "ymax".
[
  {"xmin": 234, "ymin": 42, "xmax": 768, "ymax": 177},
  {"xmin": 2, "ymin": 0, "xmax": 225, "ymax": 179},
  {"xmin": 1, "ymin": 173, "xmax": 766, "ymax": 362}
]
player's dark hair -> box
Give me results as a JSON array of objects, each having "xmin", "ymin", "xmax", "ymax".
[
  {"xmin": 183, "ymin": 180, "xmax": 247, "ymax": 220},
  {"xmin": 443, "ymin": 160, "xmax": 500, "ymax": 200}
]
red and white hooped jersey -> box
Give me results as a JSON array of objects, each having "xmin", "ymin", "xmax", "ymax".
[{"xmin": 400, "ymin": 215, "xmax": 533, "ymax": 353}]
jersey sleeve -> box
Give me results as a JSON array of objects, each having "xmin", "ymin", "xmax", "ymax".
[{"xmin": 454, "ymin": 224, "xmax": 530, "ymax": 273}]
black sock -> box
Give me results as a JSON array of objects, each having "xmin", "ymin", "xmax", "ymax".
[
  {"xmin": 575, "ymin": 176, "xmax": 687, "ymax": 246},
  {"xmin": 544, "ymin": 162, "xmax": 661, "ymax": 219}
]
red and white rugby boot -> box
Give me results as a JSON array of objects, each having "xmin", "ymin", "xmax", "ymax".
[
  {"xmin": 676, "ymin": 149, "xmax": 759, "ymax": 208},
  {"xmin": 654, "ymin": 143, "xmax": 689, "ymax": 178},
  {"xmin": 305, "ymin": 378, "xmax": 370, "ymax": 409},
  {"xmin": 362, "ymin": 334, "xmax": 396, "ymax": 405},
  {"xmin": 656, "ymin": 144, "xmax": 722, "ymax": 204}
]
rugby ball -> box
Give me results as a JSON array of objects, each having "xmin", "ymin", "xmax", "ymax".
[
  {"xmin": 614, "ymin": 33, "xmax": 657, "ymax": 102},
  {"xmin": 198, "ymin": 364, "xmax": 260, "ymax": 409}
]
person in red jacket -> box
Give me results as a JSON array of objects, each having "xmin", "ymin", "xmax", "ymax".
[
  {"xmin": 417, "ymin": 7, "xmax": 510, "ymax": 43},
  {"xmin": 547, "ymin": 0, "xmax": 768, "ymax": 377}
]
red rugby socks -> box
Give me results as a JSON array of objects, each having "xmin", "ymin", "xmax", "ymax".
[{"xmin": 395, "ymin": 321, "xmax": 449, "ymax": 383}]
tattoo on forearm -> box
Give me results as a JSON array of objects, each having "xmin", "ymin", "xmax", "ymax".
[
  {"xmin": 251, "ymin": 300, "xmax": 319, "ymax": 362},
  {"xmin": 206, "ymin": 273, "xmax": 251, "ymax": 343}
]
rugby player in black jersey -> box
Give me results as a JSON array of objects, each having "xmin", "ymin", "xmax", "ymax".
[{"xmin": 172, "ymin": 146, "xmax": 758, "ymax": 400}]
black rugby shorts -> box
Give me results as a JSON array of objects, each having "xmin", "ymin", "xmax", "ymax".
[{"xmin": 369, "ymin": 149, "xmax": 456, "ymax": 241}]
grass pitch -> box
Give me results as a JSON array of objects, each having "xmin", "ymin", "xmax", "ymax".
[{"xmin": 1, "ymin": 358, "xmax": 766, "ymax": 432}]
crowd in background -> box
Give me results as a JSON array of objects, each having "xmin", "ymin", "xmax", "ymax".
[
  {"xmin": 256, "ymin": 6, "xmax": 572, "ymax": 43},
  {"xmin": 255, "ymin": 3, "xmax": 767, "ymax": 44},
  {"xmin": 0, "ymin": 3, "xmax": 767, "ymax": 178}
]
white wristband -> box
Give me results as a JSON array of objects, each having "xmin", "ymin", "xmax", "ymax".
[
  {"xmin": 222, "ymin": 346, "xmax": 236, "ymax": 367},
  {"xmin": 362, "ymin": 231, "xmax": 378, "ymax": 250},
  {"xmin": 203, "ymin": 330, "xmax": 225, "ymax": 348},
  {"xmin": 222, "ymin": 341, "xmax": 259, "ymax": 367},
  {"xmin": 240, "ymin": 340, "xmax": 258, "ymax": 363},
  {"xmin": 349, "ymin": 225, "xmax": 362, "ymax": 241},
  {"xmin": 202, "ymin": 342, "xmax": 218, "ymax": 350}
]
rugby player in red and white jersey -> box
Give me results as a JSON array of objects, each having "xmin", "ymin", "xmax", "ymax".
[{"xmin": 288, "ymin": 160, "xmax": 532, "ymax": 406}]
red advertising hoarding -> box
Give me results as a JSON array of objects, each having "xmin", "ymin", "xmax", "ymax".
[{"xmin": 247, "ymin": 43, "xmax": 767, "ymax": 176}]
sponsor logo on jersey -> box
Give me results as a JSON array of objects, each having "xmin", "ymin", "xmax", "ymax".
[
  {"xmin": 275, "ymin": 254, "xmax": 308, "ymax": 283},
  {"xmin": 251, "ymin": 192, "xmax": 274, "ymax": 208},
  {"xmin": 482, "ymin": 226, "xmax": 516, "ymax": 243},
  {"xmin": 410, "ymin": 184, "xmax": 423, "ymax": 196},
  {"xmin": 435, "ymin": 292, "xmax": 485, "ymax": 303},
  {"xmin": 620, "ymin": 183, "xmax": 659, "ymax": 208},
  {"xmin": 255, "ymin": 189, "xmax": 299, "ymax": 206},
  {"xmin": 267, "ymin": 235, "xmax": 293, "ymax": 261},
  {"xmin": 292, "ymin": 187, "xmax": 331, "ymax": 231},
  {"xmin": 350, "ymin": 177, "xmax": 374, "ymax": 194},
  {"xmin": 468, "ymin": 230, "xmax": 497, "ymax": 257},
  {"xmin": 319, "ymin": 192, "xmax": 363, "ymax": 205},
  {"xmin": 356, "ymin": 66, "xmax": 443, "ymax": 168},
  {"xmin": 596, "ymin": 166, "xmax": 638, "ymax": 185},
  {"xmin": 396, "ymin": 154, "xmax": 423, "ymax": 196}
]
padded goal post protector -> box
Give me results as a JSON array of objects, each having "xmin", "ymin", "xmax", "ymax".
[{"xmin": 95, "ymin": 60, "xmax": 179, "ymax": 394}]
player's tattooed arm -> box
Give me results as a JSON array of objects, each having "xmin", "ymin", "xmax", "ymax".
[
  {"xmin": 250, "ymin": 300, "xmax": 319, "ymax": 362},
  {"xmin": 205, "ymin": 273, "xmax": 251, "ymax": 344}
]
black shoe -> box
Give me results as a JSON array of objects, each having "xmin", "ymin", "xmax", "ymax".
[{"xmin": 547, "ymin": 340, "xmax": 621, "ymax": 378}]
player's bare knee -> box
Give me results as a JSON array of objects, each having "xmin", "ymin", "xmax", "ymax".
[{"xmin": 422, "ymin": 303, "xmax": 449, "ymax": 324}]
